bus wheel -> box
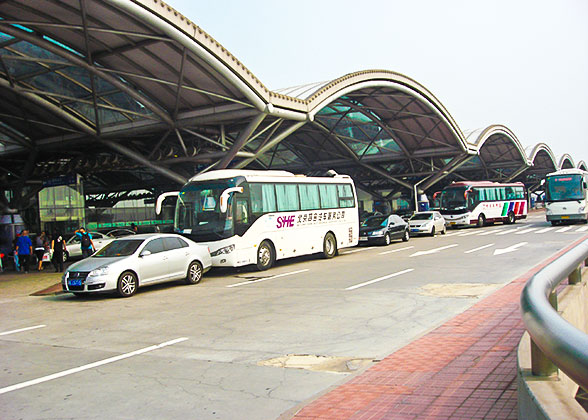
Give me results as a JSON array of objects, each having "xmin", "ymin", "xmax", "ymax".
[
  {"xmin": 256, "ymin": 240, "xmax": 274, "ymax": 271},
  {"xmin": 551, "ymin": 221, "xmax": 559, "ymax": 227},
  {"xmin": 322, "ymin": 233, "xmax": 337, "ymax": 259},
  {"xmin": 477, "ymin": 214, "xmax": 485, "ymax": 228},
  {"xmin": 507, "ymin": 212, "xmax": 516, "ymax": 224}
]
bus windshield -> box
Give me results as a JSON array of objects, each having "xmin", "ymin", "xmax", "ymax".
[
  {"xmin": 175, "ymin": 181, "xmax": 236, "ymax": 241},
  {"xmin": 440, "ymin": 187, "xmax": 467, "ymax": 211},
  {"xmin": 546, "ymin": 175, "xmax": 584, "ymax": 201}
]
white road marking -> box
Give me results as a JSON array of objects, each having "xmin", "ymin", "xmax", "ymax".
[
  {"xmin": 578, "ymin": 226, "xmax": 588, "ymax": 232},
  {"xmin": 535, "ymin": 227, "xmax": 554, "ymax": 233},
  {"xmin": 496, "ymin": 229, "xmax": 519, "ymax": 236},
  {"xmin": 0, "ymin": 337, "xmax": 188, "ymax": 395},
  {"xmin": 464, "ymin": 243, "xmax": 495, "ymax": 254},
  {"xmin": 443, "ymin": 232, "xmax": 462, "ymax": 237},
  {"xmin": 515, "ymin": 228, "xmax": 537, "ymax": 235},
  {"xmin": 410, "ymin": 244, "xmax": 458, "ymax": 257},
  {"xmin": 0, "ymin": 325, "xmax": 46, "ymax": 336},
  {"xmin": 478, "ymin": 229, "xmax": 503, "ymax": 236},
  {"xmin": 378, "ymin": 246, "xmax": 414, "ymax": 255},
  {"xmin": 493, "ymin": 242, "xmax": 528, "ymax": 256},
  {"xmin": 556, "ymin": 226, "xmax": 573, "ymax": 233},
  {"xmin": 457, "ymin": 231, "xmax": 479, "ymax": 237},
  {"xmin": 342, "ymin": 246, "xmax": 375, "ymax": 254},
  {"xmin": 226, "ymin": 269, "xmax": 309, "ymax": 288},
  {"xmin": 345, "ymin": 269, "xmax": 414, "ymax": 290}
]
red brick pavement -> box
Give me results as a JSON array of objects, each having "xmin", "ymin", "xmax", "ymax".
[{"xmin": 291, "ymin": 236, "xmax": 588, "ymax": 420}]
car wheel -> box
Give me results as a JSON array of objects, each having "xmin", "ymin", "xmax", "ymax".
[
  {"xmin": 323, "ymin": 232, "xmax": 337, "ymax": 258},
  {"xmin": 477, "ymin": 214, "xmax": 486, "ymax": 228},
  {"xmin": 256, "ymin": 240, "xmax": 275, "ymax": 271},
  {"xmin": 507, "ymin": 211, "xmax": 516, "ymax": 224},
  {"xmin": 383, "ymin": 233, "xmax": 391, "ymax": 246},
  {"xmin": 185, "ymin": 260, "xmax": 203, "ymax": 285},
  {"xmin": 117, "ymin": 271, "xmax": 137, "ymax": 297},
  {"xmin": 402, "ymin": 229, "xmax": 410, "ymax": 242},
  {"xmin": 63, "ymin": 251, "xmax": 69, "ymax": 262},
  {"xmin": 430, "ymin": 226, "xmax": 436, "ymax": 237}
]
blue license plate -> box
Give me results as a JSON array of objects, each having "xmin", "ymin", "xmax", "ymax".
[
  {"xmin": 411, "ymin": 229, "xmax": 419, "ymax": 232},
  {"xmin": 68, "ymin": 279, "xmax": 82, "ymax": 287}
]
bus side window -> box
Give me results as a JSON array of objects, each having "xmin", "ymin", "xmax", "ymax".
[
  {"xmin": 234, "ymin": 199, "xmax": 250, "ymax": 236},
  {"xmin": 505, "ymin": 187, "xmax": 514, "ymax": 200}
]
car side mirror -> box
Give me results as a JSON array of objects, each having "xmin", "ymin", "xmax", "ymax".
[{"xmin": 140, "ymin": 250, "xmax": 152, "ymax": 257}]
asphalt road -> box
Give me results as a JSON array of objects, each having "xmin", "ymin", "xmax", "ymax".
[{"xmin": 1, "ymin": 211, "xmax": 587, "ymax": 420}]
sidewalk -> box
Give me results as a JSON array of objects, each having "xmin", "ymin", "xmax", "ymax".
[{"xmin": 290, "ymin": 237, "xmax": 587, "ymax": 420}]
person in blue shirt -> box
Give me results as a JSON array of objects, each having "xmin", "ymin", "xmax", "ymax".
[
  {"xmin": 15, "ymin": 229, "xmax": 33, "ymax": 273},
  {"xmin": 75, "ymin": 227, "xmax": 95, "ymax": 258}
]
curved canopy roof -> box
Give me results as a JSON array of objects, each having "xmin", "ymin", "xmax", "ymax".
[
  {"xmin": 578, "ymin": 160, "xmax": 587, "ymax": 171},
  {"xmin": 0, "ymin": 0, "xmax": 584, "ymax": 211}
]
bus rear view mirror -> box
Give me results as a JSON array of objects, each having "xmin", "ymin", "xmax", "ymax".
[
  {"xmin": 540, "ymin": 179, "xmax": 545, "ymax": 186},
  {"xmin": 219, "ymin": 187, "xmax": 243, "ymax": 213},
  {"xmin": 156, "ymin": 191, "xmax": 179, "ymax": 215}
]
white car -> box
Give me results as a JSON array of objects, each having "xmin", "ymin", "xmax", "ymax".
[
  {"xmin": 408, "ymin": 211, "xmax": 447, "ymax": 236},
  {"xmin": 65, "ymin": 231, "xmax": 115, "ymax": 261},
  {"xmin": 62, "ymin": 234, "xmax": 212, "ymax": 297}
]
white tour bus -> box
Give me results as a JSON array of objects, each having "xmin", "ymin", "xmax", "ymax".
[
  {"xmin": 440, "ymin": 181, "xmax": 528, "ymax": 227},
  {"xmin": 543, "ymin": 168, "xmax": 588, "ymax": 225},
  {"xmin": 157, "ymin": 170, "xmax": 359, "ymax": 270}
]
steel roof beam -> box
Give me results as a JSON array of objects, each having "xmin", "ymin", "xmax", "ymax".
[{"xmin": 217, "ymin": 112, "xmax": 266, "ymax": 169}]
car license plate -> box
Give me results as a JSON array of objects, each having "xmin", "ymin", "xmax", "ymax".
[
  {"xmin": 68, "ymin": 279, "xmax": 82, "ymax": 287},
  {"xmin": 450, "ymin": 222, "xmax": 456, "ymax": 225},
  {"xmin": 561, "ymin": 216, "xmax": 570, "ymax": 219},
  {"xmin": 411, "ymin": 229, "xmax": 419, "ymax": 232},
  {"xmin": 359, "ymin": 237, "xmax": 368, "ymax": 241}
]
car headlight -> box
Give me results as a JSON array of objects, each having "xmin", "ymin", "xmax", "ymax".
[
  {"xmin": 89, "ymin": 266, "xmax": 110, "ymax": 277},
  {"xmin": 546, "ymin": 209, "xmax": 552, "ymax": 215},
  {"xmin": 579, "ymin": 206, "xmax": 585, "ymax": 212},
  {"xmin": 369, "ymin": 229, "xmax": 386, "ymax": 236},
  {"xmin": 211, "ymin": 244, "xmax": 235, "ymax": 257}
]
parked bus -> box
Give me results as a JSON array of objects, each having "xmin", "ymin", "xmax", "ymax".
[
  {"xmin": 439, "ymin": 181, "xmax": 527, "ymax": 228},
  {"xmin": 543, "ymin": 168, "xmax": 588, "ymax": 225},
  {"xmin": 157, "ymin": 170, "xmax": 359, "ymax": 270}
]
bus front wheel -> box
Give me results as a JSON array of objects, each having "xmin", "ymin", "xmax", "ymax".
[
  {"xmin": 256, "ymin": 240, "xmax": 275, "ymax": 271},
  {"xmin": 322, "ymin": 233, "xmax": 337, "ymax": 259}
]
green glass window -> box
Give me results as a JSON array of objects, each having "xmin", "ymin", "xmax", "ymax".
[
  {"xmin": 319, "ymin": 184, "xmax": 338, "ymax": 208},
  {"xmin": 337, "ymin": 184, "xmax": 355, "ymax": 208},
  {"xmin": 250, "ymin": 183, "xmax": 277, "ymax": 214},
  {"xmin": 275, "ymin": 184, "xmax": 300, "ymax": 211},
  {"xmin": 299, "ymin": 184, "xmax": 320, "ymax": 210}
]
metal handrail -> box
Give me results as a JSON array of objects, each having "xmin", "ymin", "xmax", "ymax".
[{"xmin": 520, "ymin": 238, "xmax": 588, "ymax": 389}]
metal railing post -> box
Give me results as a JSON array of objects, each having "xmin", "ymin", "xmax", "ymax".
[
  {"xmin": 568, "ymin": 266, "xmax": 582, "ymax": 285},
  {"xmin": 531, "ymin": 291, "xmax": 559, "ymax": 377}
]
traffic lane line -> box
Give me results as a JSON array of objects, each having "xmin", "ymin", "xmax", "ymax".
[
  {"xmin": 535, "ymin": 227, "xmax": 554, "ymax": 233},
  {"xmin": 515, "ymin": 228, "xmax": 537, "ymax": 235},
  {"xmin": 464, "ymin": 243, "xmax": 494, "ymax": 254},
  {"xmin": 378, "ymin": 246, "xmax": 414, "ymax": 255},
  {"xmin": 478, "ymin": 229, "xmax": 504, "ymax": 236},
  {"xmin": 226, "ymin": 269, "xmax": 309, "ymax": 288},
  {"xmin": 0, "ymin": 337, "xmax": 188, "ymax": 395},
  {"xmin": 457, "ymin": 231, "xmax": 479, "ymax": 237},
  {"xmin": 0, "ymin": 325, "xmax": 46, "ymax": 336},
  {"xmin": 496, "ymin": 229, "xmax": 520, "ymax": 236},
  {"xmin": 409, "ymin": 244, "xmax": 458, "ymax": 257},
  {"xmin": 578, "ymin": 226, "xmax": 588, "ymax": 232},
  {"xmin": 345, "ymin": 269, "xmax": 414, "ymax": 290},
  {"xmin": 556, "ymin": 226, "xmax": 573, "ymax": 233},
  {"xmin": 341, "ymin": 246, "xmax": 376, "ymax": 254}
]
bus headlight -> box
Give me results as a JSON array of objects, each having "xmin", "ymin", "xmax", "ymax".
[{"xmin": 211, "ymin": 244, "xmax": 235, "ymax": 257}]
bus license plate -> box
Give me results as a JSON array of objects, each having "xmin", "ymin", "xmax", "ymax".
[
  {"xmin": 450, "ymin": 222, "xmax": 456, "ymax": 225},
  {"xmin": 561, "ymin": 216, "xmax": 570, "ymax": 219},
  {"xmin": 68, "ymin": 279, "xmax": 82, "ymax": 287}
]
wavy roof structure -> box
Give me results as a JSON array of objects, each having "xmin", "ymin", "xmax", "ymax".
[{"xmin": 0, "ymin": 0, "xmax": 583, "ymax": 206}]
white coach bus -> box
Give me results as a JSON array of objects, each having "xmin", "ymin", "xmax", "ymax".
[
  {"xmin": 440, "ymin": 181, "xmax": 528, "ymax": 227},
  {"xmin": 157, "ymin": 170, "xmax": 359, "ymax": 270},
  {"xmin": 544, "ymin": 168, "xmax": 588, "ymax": 225}
]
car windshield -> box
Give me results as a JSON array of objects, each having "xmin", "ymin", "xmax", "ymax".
[
  {"xmin": 411, "ymin": 213, "xmax": 433, "ymax": 221},
  {"xmin": 362, "ymin": 216, "xmax": 388, "ymax": 227},
  {"xmin": 94, "ymin": 239, "xmax": 144, "ymax": 257}
]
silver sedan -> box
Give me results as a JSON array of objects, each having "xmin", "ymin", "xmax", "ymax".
[
  {"xmin": 62, "ymin": 233, "xmax": 212, "ymax": 297},
  {"xmin": 408, "ymin": 211, "xmax": 447, "ymax": 236}
]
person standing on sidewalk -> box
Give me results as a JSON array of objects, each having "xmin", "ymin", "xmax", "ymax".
[
  {"xmin": 51, "ymin": 232, "xmax": 67, "ymax": 272},
  {"xmin": 74, "ymin": 227, "xmax": 95, "ymax": 258},
  {"xmin": 34, "ymin": 232, "xmax": 46, "ymax": 271},
  {"xmin": 15, "ymin": 230, "xmax": 33, "ymax": 273}
]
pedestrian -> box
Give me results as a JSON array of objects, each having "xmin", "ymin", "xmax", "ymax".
[
  {"xmin": 15, "ymin": 229, "xmax": 33, "ymax": 273},
  {"xmin": 12, "ymin": 231, "xmax": 20, "ymax": 272},
  {"xmin": 51, "ymin": 232, "xmax": 67, "ymax": 272},
  {"xmin": 130, "ymin": 223, "xmax": 138, "ymax": 234},
  {"xmin": 35, "ymin": 231, "xmax": 46, "ymax": 271},
  {"xmin": 74, "ymin": 227, "xmax": 95, "ymax": 258}
]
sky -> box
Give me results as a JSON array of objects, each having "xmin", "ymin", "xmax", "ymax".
[{"xmin": 165, "ymin": 0, "xmax": 587, "ymax": 165}]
